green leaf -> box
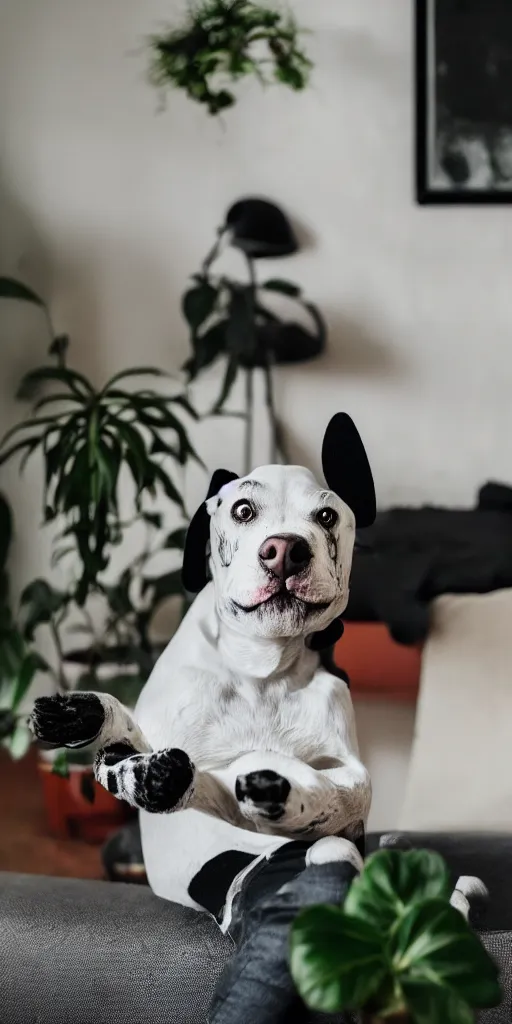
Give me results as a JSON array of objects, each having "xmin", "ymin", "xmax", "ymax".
[
  {"xmin": 395, "ymin": 899, "xmax": 501, "ymax": 1009},
  {"xmin": 171, "ymin": 393, "xmax": 200, "ymax": 420},
  {"xmin": 16, "ymin": 365, "xmax": 92, "ymax": 401},
  {"xmin": 182, "ymin": 281, "xmax": 218, "ymax": 330},
  {"xmin": 0, "ymin": 494, "xmax": 13, "ymax": 571},
  {"xmin": 11, "ymin": 651, "xmax": 49, "ymax": 709},
  {"xmin": 49, "ymin": 335, "xmax": 70, "ymax": 361},
  {"xmin": 20, "ymin": 579, "xmax": 68, "ymax": 640},
  {"xmin": 0, "ymin": 277, "xmax": 44, "ymax": 306},
  {"xmin": 262, "ymin": 278, "xmax": 301, "ymax": 298},
  {"xmin": 0, "ymin": 708, "xmax": 16, "ymax": 741},
  {"xmin": 290, "ymin": 904, "xmax": 387, "ymax": 1014},
  {"xmin": 344, "ymin": 849, "xmax": 452, "ymax": 932},
  {"xmin": 212, "ymin": 355, "xmax": 239, "ymax": 413},
  {"xmin": 103, "ymin": 367, "xmax": 169, "ymax": 390},
  {"xmin": 184, "ymin": 320, "xmax": 228, "ymax": 380},
  {"xmin": 402, "ymin": 977, "xmax": 475, "ymax": 1024},
  {"xmin": 52, "ymin": 750, "xmax": 70, "ymax": 778},
  {"xmin": 142, "ymin": 568, "xmax": 183, "ymax": 604},
  {"xmin": 6, "ymin": 720, "xmax": 32, "ymax": 759},
  {"xmin": 153, "ymin": 465, "xmax": 186, "ymax": 511},
  {"xmin": 90, "ymin": 672, "xmax": 144, "ymax": 709},
  {"xmin": 142, "ymin": 512, "xmax": 163, "ymax": 530},
  {"xmin": 164, "ymin": 527, "xmax": 187, "ymax": 550}
]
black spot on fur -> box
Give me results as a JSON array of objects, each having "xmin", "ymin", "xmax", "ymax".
[
  {"xmin": 216, "ymin": 531, "xmax": 238, "ymax": 568},
  {"xmin": 31, "ymin": 693, "xmax": 105, "ymax": 748},
  {"xmin": 188, "ymin": 850, "xmax": 256, "ymax": 920},
  {"xmin": 107, "ymin": 770, "xmax": 119, "ymax": 795},
  {"xmin": 102, "ymin": 742, "xmax": 139, "ymax": 766},
  {"xmin": 133, "ymin": 748, "xmax": 194, "ymax": 814},
  {"xmin": 236, "ymin": 770, "xmax": 291, "ymax": 820}
]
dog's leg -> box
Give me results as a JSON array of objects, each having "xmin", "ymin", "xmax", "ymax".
[
  {"xmin": 231, "ymin": 750, "xmax": 371, "ymax": 840},
  {"xmin": 93, "ymin": 744, "xmax": 253, "ymax": 823},
  {"xmin": 31, "ymin": 692, "xmax": 151, "ymax": 753}
]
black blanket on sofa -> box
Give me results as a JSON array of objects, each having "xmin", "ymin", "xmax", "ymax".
[{"xmin": 345, "ymin": 481, "xmax": 512, "ymax": 645}]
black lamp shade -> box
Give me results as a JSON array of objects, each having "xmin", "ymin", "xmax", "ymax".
[{"xmin": 225, "ymin": 198, "xmax": 298, "ymax": 259}]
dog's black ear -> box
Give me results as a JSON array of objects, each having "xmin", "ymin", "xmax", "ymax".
[
  {"xmin": 182, "ymin": 470, "xmax": 239, "ymax": 594},
  {"xmin": 322, "ymin": 413, "xmax": 376, "ymax": 528}
]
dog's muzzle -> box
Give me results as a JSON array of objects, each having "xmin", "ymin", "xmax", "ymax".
[{"xmin": 258, "ymin": 535, "xmax": 312, "ymax": 581}]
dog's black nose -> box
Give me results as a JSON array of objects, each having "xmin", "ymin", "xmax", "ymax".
[{"xmin": 259, "ymin": 535, "xmax": 312, "ymax": 580}]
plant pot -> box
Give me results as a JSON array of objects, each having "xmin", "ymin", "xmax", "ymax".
[{"xmin": 37, "ymin": 751, "xmax": 133, "ymax": 844}]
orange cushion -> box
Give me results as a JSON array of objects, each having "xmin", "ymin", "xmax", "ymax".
[{"xmin": 333, "ymin": 622, "xmax": 421, "ymax": 701}]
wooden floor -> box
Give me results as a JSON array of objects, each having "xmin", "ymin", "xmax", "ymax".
[{"xmin": 0, "ymin": 747, "xmax": 104, "ymax": 880}]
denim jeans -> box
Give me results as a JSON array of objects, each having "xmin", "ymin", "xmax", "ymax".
[{"xmin": 208, "ymin": 841, "xmax": 359, "ymax": 1024}]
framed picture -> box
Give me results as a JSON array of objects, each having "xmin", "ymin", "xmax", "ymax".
[{"xmin": 416, "ymin": 0, "xmax": 512, "ymax": 203}]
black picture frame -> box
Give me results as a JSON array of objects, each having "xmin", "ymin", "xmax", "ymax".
[{"xmin": 416, "ymin": 0, "xmax": 512, "ymax": 205}]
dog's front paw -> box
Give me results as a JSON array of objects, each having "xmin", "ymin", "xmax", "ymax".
[
  {"xmin": 94, "ymin": 746, "xmax": 194, "ymax": 813},
  {"xmin": 236, "ymin": 769, "xmax": 291, "ymax": 823},
  {"xmin": 30, "ymin": 693, "xmax": 105, "ymax": 748}
]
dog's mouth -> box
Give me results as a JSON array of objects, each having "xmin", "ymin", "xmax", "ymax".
[{"xmin": 232, "ymin": 590, "xmax": 332, "ymax": 616}]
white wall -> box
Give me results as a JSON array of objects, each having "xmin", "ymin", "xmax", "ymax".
[{"xmin": 1, "ymin": 0, "xmax": 509, "ymax": 827}]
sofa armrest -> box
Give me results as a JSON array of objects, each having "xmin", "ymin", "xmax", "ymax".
[{"xmin": 0, "ymin": 872, "xmax": 231, "ymax": 1024}]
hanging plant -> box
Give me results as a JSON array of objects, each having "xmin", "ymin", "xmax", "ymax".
[{"xmin": 149, "ymin": 0, "xmax": 312, "ymax": 115}]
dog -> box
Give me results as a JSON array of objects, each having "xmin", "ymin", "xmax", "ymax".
[
  {"xmin": 31, "ymin": 411, "xmax": 489, "ymax": 952},
  {"xmin": 31, "ymin": 413, "xmax": 376, "ymax": 921}
]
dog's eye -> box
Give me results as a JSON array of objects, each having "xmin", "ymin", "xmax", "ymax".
[
  {"xmin": 231, "ymin": 500, "xmax": 255, "ymax": 523},
  {"xmin": 317, "ymin": 508, "xmax": 338, "ymax": 529}
]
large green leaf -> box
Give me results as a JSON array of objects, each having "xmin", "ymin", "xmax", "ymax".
[
  {"xmin": 182, "ymin": 281, "xmax": 218, "ymax": 330},
  {"xmin": 344, "ymin": 849, "xmax": 451, "ymax": 931},
  {"xmin": 0, "ymin": 277, "xmax": 44, "ymax": 306},
  {"xmin": 290, "ymin": 904, "xmax": 387, "ymax": 1014},
  {"xmin": 394, "ymin": 899, "xmax": 501, "ymax": 1009}
]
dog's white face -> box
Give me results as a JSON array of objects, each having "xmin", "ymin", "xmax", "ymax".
[{"xmin": 206, "ymin": 464, "xmax": 356, "ymax": 639}]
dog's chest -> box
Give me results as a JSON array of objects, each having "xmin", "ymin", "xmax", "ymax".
[{"xmin": 175, "ymin": 674, "xmax": 338, "ymax": 767}]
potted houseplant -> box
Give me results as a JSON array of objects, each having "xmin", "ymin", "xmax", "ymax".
[
  {"xmin": 0, "ymin": 277, "xmax": 198, "ymax": 841},
  {"xmin": 290, "ymin": 848, "xmax": 502, "ymax": 1024},
  {"xmin": 0, "ymin": 491, "xmax": 48, "ymax": 761},
  {"xmin": 182, "ymin": 197, "xmax": 327, "ymax": 472},
  {"xmin": 148, "ymin": 0, "xmax": 312, "ymax": 115}
]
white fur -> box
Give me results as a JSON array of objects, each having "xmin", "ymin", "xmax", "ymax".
[{"xmin": 90, "ymin": 464, "xmax": 371, "ymax": 909}]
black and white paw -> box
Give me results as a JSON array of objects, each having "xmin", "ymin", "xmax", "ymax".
[
  {"xmin": 94, "ymin": 746, "xmax": 195, "ymax": 813},
  {"xmin": 451, "ymin": 876, "xmax": 489, "ymax": 927},
  {"xmin": 236, "ymin": 770, "xmax": 291, "ymax": 823},
  {"xmin": 30, "ymin": 693, "xmax": 105, "ymax": 748}
]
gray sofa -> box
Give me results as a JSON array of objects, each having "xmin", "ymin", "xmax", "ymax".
[{"xmin": 0, "ymin": 833, "xmax": 511, "ymax": 1024}]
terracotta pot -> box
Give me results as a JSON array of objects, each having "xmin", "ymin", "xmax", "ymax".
[{"xmin": 38, "ymin": 755, "xmax": 133, "ymax": 844}]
